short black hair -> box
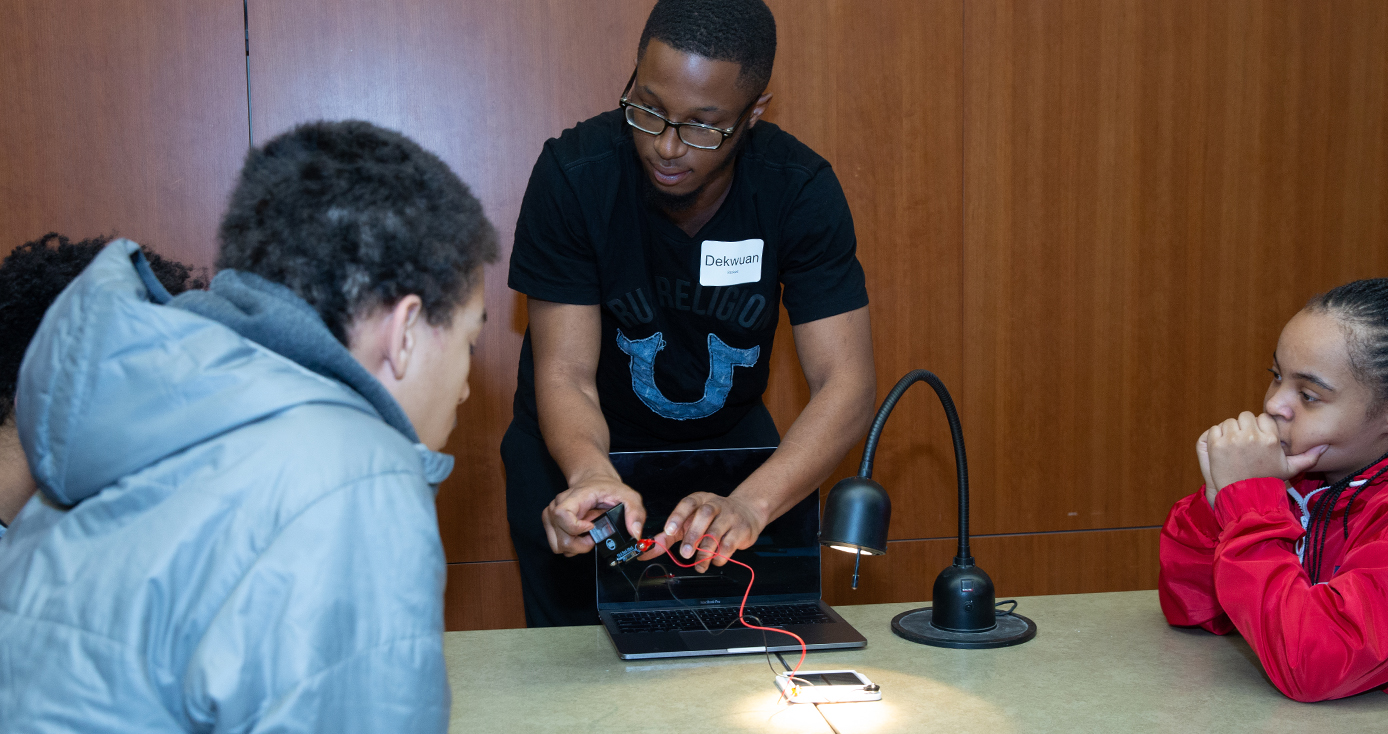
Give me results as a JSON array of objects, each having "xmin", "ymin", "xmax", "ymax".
[
  {"xmin": 0, "ymin": 233, "xmax": 204, "ymax": 426},
  {"xmin": 638, "ymin": 0, "xmax": 777, "ymax": 93},
  {"xmin": 216, "ymin": 120, "xmax": 498, "ymax": 344}
]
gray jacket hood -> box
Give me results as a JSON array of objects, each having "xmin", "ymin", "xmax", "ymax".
[{"xmin": 17, "ymin": 240, "xmax": 449, "ymax": 506}]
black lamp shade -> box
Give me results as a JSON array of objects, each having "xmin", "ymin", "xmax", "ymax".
[{"xmin": 821, "ymin": 476, "xmax": 891, "ymax": 555}]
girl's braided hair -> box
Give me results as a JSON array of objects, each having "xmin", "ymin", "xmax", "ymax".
[
  {"xmin": 0, "ymin": 233, "xmax": 204, "ymax": 427},
  {"xmin": 1302, "ymin": 279, "xmax": 1388, "ymax": 583}
]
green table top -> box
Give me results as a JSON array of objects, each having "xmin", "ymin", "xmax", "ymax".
[{"xmin": 444, "ymin": 590, "xmax": 1388, "ymax": 733}]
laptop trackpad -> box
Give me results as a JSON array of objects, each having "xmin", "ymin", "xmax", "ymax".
[{"xmin": 680, "ymin": 628, "xmax": 775, "ymax": 651}]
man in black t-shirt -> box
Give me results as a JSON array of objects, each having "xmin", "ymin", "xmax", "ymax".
[{"xmin": 505, "ymin": 0, "xmax": 877, "ymax": 627}]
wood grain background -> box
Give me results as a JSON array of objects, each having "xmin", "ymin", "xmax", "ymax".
[
  {"xmin": 3, "ymin": 1, "xmax": 1384, "ymax": 628},
  {"xmin": 0, "ymin": 0, "xmax": 246, "ymax": 270}
]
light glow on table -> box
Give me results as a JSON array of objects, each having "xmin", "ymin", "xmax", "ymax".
[
  {"xmin": 732, "ymin": 689, "xmax": 839, "ymax": 731},
  {"xmin": 812, "ymin": 698, "xmax": 900, "ymax": 731},
  {"xmin": 732, "ymin": 684, "xmax": 906, "ymax": 732},
  {"xmin": 808, "ymin": 674, "xmax": 1014, "ymax": 733}
]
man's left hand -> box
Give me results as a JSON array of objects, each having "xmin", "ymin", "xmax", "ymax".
[{"xmin": 638, "ymin": 493, "xmax": 768, "ymax": 573}]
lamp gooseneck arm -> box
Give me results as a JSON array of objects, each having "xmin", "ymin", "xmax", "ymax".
[{"xmin": 857, "ymin": 370, "xmax": 973, "ymax": 566}]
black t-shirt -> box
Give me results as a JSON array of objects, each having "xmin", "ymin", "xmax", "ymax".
[{"xmin": 508, "ymin": 109, "xmax": 867, "ymax": 449}]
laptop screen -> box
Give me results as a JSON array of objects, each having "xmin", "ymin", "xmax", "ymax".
[{"xmin": 598, "ymin": 447, "xmax": 821, "ymax": 609}]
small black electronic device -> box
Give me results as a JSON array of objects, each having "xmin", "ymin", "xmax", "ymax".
[
  {"xmin": 597, "ymin": 447, "xmax": 867, "ymax": 660},
  {"xmin": 588, "ymin": 504, "xmax": 650, "ymax": 567}
]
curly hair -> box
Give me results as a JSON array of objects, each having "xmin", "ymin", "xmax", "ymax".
[
  {"xmin": 638, "ymin": 0, "xmax": 777, "ymax": 93},
  {"xmin": 0, "ymin": 233, "xmax": 205, "ymax": 426},
  {"xmin": 216, "ymin": 120, "xmax": 498, "ymax": 344}
]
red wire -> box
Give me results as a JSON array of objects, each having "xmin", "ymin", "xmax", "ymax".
[{"xmin": 647, "ymin": 535, "xmax": 807, "ymax": 680}]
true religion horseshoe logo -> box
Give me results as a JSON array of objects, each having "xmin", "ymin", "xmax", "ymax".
[{"xmin": 616, "ymin": 330, "xmax": 760, "ymax": 420}]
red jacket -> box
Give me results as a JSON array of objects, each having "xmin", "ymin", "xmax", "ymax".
[{"xmin": 1158, "ymin": 456, "xmax": 1388, "ymax": 702}]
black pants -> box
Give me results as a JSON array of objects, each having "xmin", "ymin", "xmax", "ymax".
[
  {"xmin": 502, "ymin": 420, "xmax": 601, "ymax": 627},
  {"xmin": 502, "ymin": 406, "xmax": 780, "ymax": 628}
]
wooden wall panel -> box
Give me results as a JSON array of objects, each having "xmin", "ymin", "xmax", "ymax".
[
  {"xmin": 962, "ymin": 0, "xmax": 1388, "ymax": 538},
  {"xmin": 762, "ymin": 0, "xmax": 965, "ymax": 542},
  {"xmin": 0, "ymin": 0, "xmax": 247, "ymax": 268},
  {"xmin": 5, "ymin": 1, "xmax": 1385, "ymax": 632},
  {"xmin": 821, "ymin": 527, "xmax": 1160, "ymax": 606},
  {"xmin": 445, "ymin": 562, "xmax": 527, "ymax": 631},
  {"xmin": 241, "ymin": 0, "xmax": 1388, "ymax": 628},
  {"xmin": 444, "ymin": 530, "xmax": 1162, "ymax": 621}
]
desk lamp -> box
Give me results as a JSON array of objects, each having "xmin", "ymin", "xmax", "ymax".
[{"xmin": 821, "ymin": 369, "xmax": 1036, "ymax": 649}]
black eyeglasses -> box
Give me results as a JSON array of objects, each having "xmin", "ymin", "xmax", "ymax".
[{"xmin": 618, "ymin": 67, "xmax": 757, "ymax": 151}]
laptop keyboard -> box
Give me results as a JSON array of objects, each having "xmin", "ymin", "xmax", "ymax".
[{"xmin": 612, "ymin": 603, "xmax": 832, "ymax": 633}]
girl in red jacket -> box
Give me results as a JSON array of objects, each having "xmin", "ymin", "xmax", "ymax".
[{"xmin": 1160, "ymin": 278, "xmax": 1388, "ymax": 702}]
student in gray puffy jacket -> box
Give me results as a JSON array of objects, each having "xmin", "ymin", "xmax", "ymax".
[{"xmin": 0, "ymin": 120, "xmax": 497, "ymax": 733}]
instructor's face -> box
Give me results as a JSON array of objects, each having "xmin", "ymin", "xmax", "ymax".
[{"xmin": 626, "ymin": 40, "xmax": 764, "ymax": 202}]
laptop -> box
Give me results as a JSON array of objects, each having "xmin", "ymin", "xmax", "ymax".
[{"xmin": 598, "ymin": 447, "xmax": 867, "ymax": 659}]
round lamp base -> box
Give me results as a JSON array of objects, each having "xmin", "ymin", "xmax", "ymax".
[{"xmin": 890, "ymin": 607, "xmax": 1037, "ymax": 649}]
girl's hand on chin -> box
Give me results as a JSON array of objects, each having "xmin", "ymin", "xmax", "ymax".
[{"xmin": 1205, "ymin": 412, "xmax": 1328, "ymax": 500}]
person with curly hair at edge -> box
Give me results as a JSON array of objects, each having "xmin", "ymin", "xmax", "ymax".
[
  {"xmin": 0, "ymin": 233, "xmax": 203, "ymax": 539},
  {"xmin": 1160, "ymin": 278, "xmax": 1388, "ymax": 702},
  {"xmin": 0, "ymin": 121, "xmax": 497, "ymax": 732}
]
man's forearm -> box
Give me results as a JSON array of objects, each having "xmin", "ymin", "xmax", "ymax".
[
  {"xmin": 535, "ymin": 375, "xmax": 621, "ymax": 488},
  {"xmin": 732, "ymin": 373, "xmax": 875, "ymax": 524}
]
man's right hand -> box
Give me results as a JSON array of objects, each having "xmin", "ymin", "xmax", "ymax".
[{"xmin": 541, "ymin": 476, "xmax": 647, "ymax": 556}]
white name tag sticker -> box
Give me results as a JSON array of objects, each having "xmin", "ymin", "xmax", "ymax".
[{"xmin": 699, "ymin": 239, "xmax": 764, "ymax": 286}]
